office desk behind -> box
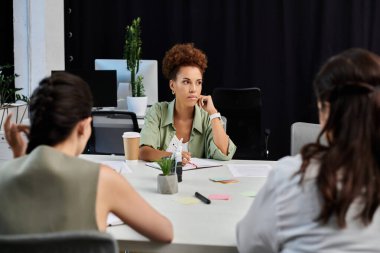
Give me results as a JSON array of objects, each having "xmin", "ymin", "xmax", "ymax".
[{"xmin": 81, "ymin": 155, "xmax": 276, "ymax": 253}]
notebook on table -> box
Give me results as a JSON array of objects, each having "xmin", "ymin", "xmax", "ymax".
[{"xmin": 146, "ymin": 158, "xmax": 222, "ymax": 171}]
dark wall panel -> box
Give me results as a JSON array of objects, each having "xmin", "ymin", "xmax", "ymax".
[
  {"xmin": 0, "ymin": 0, "xmax": 14, "ymax": 67},
  {"xmin": 0, "ymin": 0, "xmax": 15, "ymax": 93}
]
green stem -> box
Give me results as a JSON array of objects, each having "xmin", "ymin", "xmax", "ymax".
[{"xmin": 131, "ymin": 70, "xmax": 136, "ymax": 97}]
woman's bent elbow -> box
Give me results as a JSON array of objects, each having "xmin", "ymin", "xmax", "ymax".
[{"xmin": 155, "ymin": 222, "xmax": 173, "ymax": 243}]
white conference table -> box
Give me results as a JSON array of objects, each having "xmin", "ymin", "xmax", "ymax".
[{"xmin": 82, "ymin": 155, "xmax": 276, "ymax": 253}]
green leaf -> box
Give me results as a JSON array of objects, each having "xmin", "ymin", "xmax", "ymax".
[
  {"xmin": 157, "ymin": 157, "xmax": 175, "ymax": 176},
  {"xmin": 0, "ymin": 64, "xmax": 28, "ymax": 107}
]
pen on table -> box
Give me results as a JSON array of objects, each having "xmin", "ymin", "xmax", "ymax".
[{"xmin": 195, "ymin": 192, "xmax": 211, "ymax": 204}]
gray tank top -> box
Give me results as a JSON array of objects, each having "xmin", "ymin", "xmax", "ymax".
[{"xmin": 0, "ymin": 145, "xmax": 100, "ymax": 234}]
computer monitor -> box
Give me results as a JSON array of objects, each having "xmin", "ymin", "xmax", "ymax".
[
  {"xmin": 52, "ymin": 70, "xmax": 117, "ymax": 108},
  {"xmin": 94, "ymin": 59, "xmax": 158, "ymax": 106}
]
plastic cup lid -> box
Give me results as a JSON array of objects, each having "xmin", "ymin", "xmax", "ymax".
[{"xmin": 122, "ymin": 132, "xmax": 141, "ymax": 138}]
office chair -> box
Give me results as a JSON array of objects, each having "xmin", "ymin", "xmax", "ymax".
[
  {"xmin": 290, "ymin": 122, "xmax": 327, "ymax": 155},
  {"xmin": 212, "ymin": 87, "xmax": 262, "ymax": 160},
  {"xmin": 221, "ymin": 115, "xmax": 227, "ymax": 132},
  {"xmin": 0, "ymin": 230, "xmax": 119, "ymax": 253},
  {"xmin": 85, "ymin": 110, "xmax": 139, "ymax": 155}
]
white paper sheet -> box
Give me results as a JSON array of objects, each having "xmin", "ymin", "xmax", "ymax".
[
  {"xmin": 228, "ymin": 164, "xmax": 272, "ymax": 177},
  {"xmin": 101, "ymin": 161, "xmax": 132, "ymax": 174},
  {"xmin": 107, "ymin": 213, "xmax": 124, "ymax": 226}
]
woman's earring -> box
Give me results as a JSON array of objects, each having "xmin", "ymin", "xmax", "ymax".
[{"xmin": 172, "ymin": 90, "xmax": 175, "ymax": 95}]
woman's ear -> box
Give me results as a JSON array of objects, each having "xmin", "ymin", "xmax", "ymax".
[
  {"xmin": 77, "ymin": 117, "xmax": 92, "ymax": 136},
  {"xmin": 75, "ymin": 117, "xmax": 92, "ymax": 156},
  {"xmin": 169, "ymin": 80, "xmax": 175, "ymax": 90}
]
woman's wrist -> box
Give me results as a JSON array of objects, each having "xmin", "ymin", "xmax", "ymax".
[
  {"xmin": 208, "ymin": 109, "xmax": 218, "ymax": 115},
  {"xmin": 12, "ymin": 147, "xmax": 26, "ymax": 158}
]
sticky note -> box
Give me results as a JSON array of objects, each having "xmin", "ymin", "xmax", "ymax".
[
  {"xmin": 209, "ymin": 177, "xmax": 234, "ymax": 181},
  {"xmin": 175, "ymin": 197, "xmax": 200, "ymax": 205},
  {"xmin": 208, "ymin": 194, "xmax": 231, "ymax": 200},
  {"xmin": 240, "ymin": 191, "xmax": 257, "ymax": 197},
  {"xmin": 209, "ymin": 178, "xmax": 239, "ymax": 184}
]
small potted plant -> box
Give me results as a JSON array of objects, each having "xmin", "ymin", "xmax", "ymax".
[
  {"xmin": 0, "ymin": 64, "xmax": 29, "ymax": 130},
  {"xmin": 124, "ymin": 17, "xmax": 147, "ymax": 117},
  {"xmin": 157, "ymin": 156, "xmax": 178, "ymax": 194}
]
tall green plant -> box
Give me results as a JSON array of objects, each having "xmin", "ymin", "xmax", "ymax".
[
  {"xmin": 0, "ymin": 65, "xmax": 28, "ymax": 107},
  {"xmin": 124, "ymin": 17, "xmax": 145, "ymax": 97}
]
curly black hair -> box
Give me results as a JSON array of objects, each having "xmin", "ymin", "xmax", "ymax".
[{"xmin": 162, "ymin": 43, "xmax": 208, "ymax": 80}]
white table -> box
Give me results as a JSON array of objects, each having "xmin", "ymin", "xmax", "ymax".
[{"xmin": 82, "ymin": 155, "xmax": 276, "ymax": 253}]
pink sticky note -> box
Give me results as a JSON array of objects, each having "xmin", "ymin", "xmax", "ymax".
[{"xmin": 208, "ymin": 194, "xmax": 231, "ymax": 200}]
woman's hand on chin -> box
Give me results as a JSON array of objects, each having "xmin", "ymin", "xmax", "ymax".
[{"xmin": 197, "ymin": 95, "xmax": 217, "ymax": 115}]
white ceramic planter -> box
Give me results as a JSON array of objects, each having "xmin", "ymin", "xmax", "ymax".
[
  {"xmin": 157, "ymin": 174, "xmax": 178, "ymax": 194},
  {"xmin": 127, "ymin": 96, "xmax": 148, "ymax": 117}
]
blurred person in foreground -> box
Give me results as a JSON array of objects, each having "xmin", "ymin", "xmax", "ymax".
[{"xmin": 237, "ymin": 48, "xmax": 380, "ymax": 253}]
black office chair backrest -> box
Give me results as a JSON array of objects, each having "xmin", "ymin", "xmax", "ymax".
[
  {"xmin": 86, "ymin": 111, "xmax": 139, "ymax": 155},
  {"xmin": 0, "ymin": 230, "xmax": 119, "ymax": 253},
  {"xmin": 212, "ymin": 87, "xmax": 262, "ymax": 159}
]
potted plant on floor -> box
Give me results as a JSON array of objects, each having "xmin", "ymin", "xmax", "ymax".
[
  {"xmin": 124, "ymin": 17, "xmax": 147, "ymax": 117},
  {"xmin": 0, "ymin": 64, "xmax": 29, "ymax": 131},
  {"xmin": 157, "ymin": 156, "xmax": 178, "ymax": 194}
]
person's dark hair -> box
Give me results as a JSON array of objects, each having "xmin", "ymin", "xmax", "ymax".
[
  {"xmin": 298, "ymin": 48, "xmax": 380, "ymax": 228},
  {"xmin": 26, "ymin": 72, "xmax": 93, "ymax": 153},
  {"xmin": 162, "ymin": 43, "xmax": 208, "ymax": 80}
]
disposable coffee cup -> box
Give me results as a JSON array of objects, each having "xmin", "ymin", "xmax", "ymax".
[{"xmin": 122, "ymin": 132, "xmax": 141, "ymax": 160}]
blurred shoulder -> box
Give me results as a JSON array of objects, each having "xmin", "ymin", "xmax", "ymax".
[
  {"xmin": 276, "ymin": 155, "xmax": 302, "ymax": 174},
  {"xmin": 269, "ymin": 154, "xmax": 320, "ymax": 189},
  {"xmin": 98, "ymin": 163, "xmax": 130, "ymax": 191},
  {"xmin": 269, "ymin": 155, "xmax": 302, "ymax": 185},
  {"xmin": 150, "ymin": 101, "xmax": 170, "ymax": 110}
]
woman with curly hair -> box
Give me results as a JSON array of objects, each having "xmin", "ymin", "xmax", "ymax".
[
  {"xmin": 139, "ymin": 43, "xmax": 236, "ymax": 163},
  {"xmin": 237, "ymin": 48, "xmax": 380, "ymax": 252}
]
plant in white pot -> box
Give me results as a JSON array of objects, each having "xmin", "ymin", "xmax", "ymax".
[
  {"xmin": 157, "ymin": 157, "xmax": 178, "ymax": 194},
  {"xmin": 124, "ymin": 17, "xmax": 147, "ymax": 117},
  {"xmin": 0, "ymin": 64, "xmax": 29, "ymax": 131}
]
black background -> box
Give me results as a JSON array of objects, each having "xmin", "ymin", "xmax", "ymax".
[{"xmin": 0, "ymin": 0, "xmax": 15, "ymax": 87}]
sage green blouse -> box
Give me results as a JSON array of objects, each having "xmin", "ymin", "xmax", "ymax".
[
  {"xmin": 0, "ymin": 145, "xmax": 100, "ymax": 234},
  {"xmin": 140, "ymin": 100, "xmax": 236, "ymax": 160}
]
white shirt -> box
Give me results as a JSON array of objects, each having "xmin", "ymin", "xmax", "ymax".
[
  {"xmin": 236, "ymin": 155, "xmax": 380, "ymax": 253},
  {"xmin": 165, "ymin": 135, "xmax": 189, "ymax": 153}
]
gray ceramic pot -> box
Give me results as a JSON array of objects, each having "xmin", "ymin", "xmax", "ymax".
[{"xmin": 157, "ymin": 174, "xmax": 178, "ymax": 194}]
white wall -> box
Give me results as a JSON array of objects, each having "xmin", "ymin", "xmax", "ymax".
[
  {"xmin": 0, "ymin": 0, "xmax": 64, "ymax": 162},
  {"xmin": 13, "ymin": 0, "xmax": 65, "ymax": 97},
  {"xmin": 45, "ymin": 0, "xmax": 65, "ymax": 80}
]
